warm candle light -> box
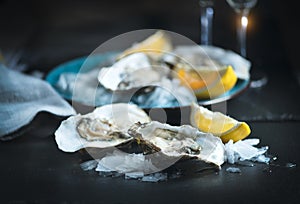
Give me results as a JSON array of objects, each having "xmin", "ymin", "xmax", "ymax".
[{"xmin": 241, "ymin": 16, "xmax": 248, "ymax": 27}]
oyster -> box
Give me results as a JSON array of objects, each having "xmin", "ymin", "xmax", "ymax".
[
  {"xmin": 55, "ymin": 103, "xmax": 151, "ymax": 152},
  {"xmin": 173, "ymin": 45, "xmax": 251, "ymax": 80},
  {"xmin": 97, "ymin": 53, "xmax": 169, "ymax": 91},
  {"xmin": 129, "ymin": 121, "xmax": 225, "ymax": 166}
]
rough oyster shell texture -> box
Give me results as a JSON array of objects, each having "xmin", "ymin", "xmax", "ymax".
[
  {"xmin": 55, "ymin": 103, "xmax": 225, "ymax": 167},
  {"xmin": 55, "ymin": 103, "xmax": 151, "ymax": 152},
  {"xmin": 97, "ymin": 53, "xmax": 170, "ymax": 92},
  {"xmin": 129, "ymin": 121, "xmax": 225, "ymax": 166}
]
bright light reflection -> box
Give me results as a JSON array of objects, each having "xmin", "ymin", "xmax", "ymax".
[{"xmin": 241, "ymin": 16, "xmax": 248, "ymax": 27}]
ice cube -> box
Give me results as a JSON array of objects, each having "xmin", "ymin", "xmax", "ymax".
[
  {"xmin": 251, "ymin": 154, "xmax": 271, "ymax": 164},
  {"xmin": 285, "ymin": 163, "xmax": 296, "ymax": 168},
  {"xmin": 98, "ymin": 150, "xmax": 159, "ymax": 174},
  {"xmin": 226, "ymin": 167, "xmax": 241, "ymax": 173},
  {"xmin": 95, "ymin": 162, "xmax": 113, "ymax": 172},
  {"xmin": 141, "ymin": 173, "xmax": 168, "ymax": 182},
  {"xmin": 80, "ymin": 160, "xmax": 98, "ymax": 171},
  {"xmin": 234, "ymin": 140, "xmax": 261, "ymax": 160},
  {"xmin": 224, "ymin": 138, "xmax": 271, "ymax": 165},
  {"xmin": 125, "ymin": 172, "xmax": 144, "ymax": 179}
]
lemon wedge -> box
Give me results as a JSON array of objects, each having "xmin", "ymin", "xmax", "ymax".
[
  {"xmin": 175, "ymin": 65, "xmax": 238, "ymax": 99},
  {"xmin": 190, "ymin": 102, "xmax": 251, "ymax": 143},
  {"xmin": 117, "ymin": 30, "xmax": 172, "ymax": 60}
]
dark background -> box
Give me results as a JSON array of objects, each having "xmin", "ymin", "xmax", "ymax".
[
  {"xmin": 1, "ymin": 0, "xmax": 300, "ymax": 203},
  {"xmin": 0, "ymin": 0, "xmax": 299, "ymax": 81}
]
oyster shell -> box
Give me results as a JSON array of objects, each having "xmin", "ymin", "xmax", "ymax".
[
  {"xmin": 129, "ymin": 121, "xmax": 225, "ymax": 166},
  {"xmin": 97, "ymin": 53, "xmax": 169, "ymax": 91},
  {"xmin": 55, "ymin": 103, "xmax": 151, "ymax": 152},
  {"xmin": 173, "ymin": 45, "xmax": 251, "ymax": 80}
]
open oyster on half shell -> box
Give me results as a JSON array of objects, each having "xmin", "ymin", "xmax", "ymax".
[
  {"xmin": 129, "ymin": 121, "xmax": 225, "ymax": 167},
  {"xmin": 97, "ymin": 52, "xmax": 170, "ymax": 92},
  {"xmin": 55, "ymin": 102, "xmax": 225, "ymax": 167},
  {"xmin": 55, "ymin": 103, "xmax": 151, "ymax": 152}
]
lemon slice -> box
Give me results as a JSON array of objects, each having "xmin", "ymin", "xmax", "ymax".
[
  {"xmin": 175, "ymin": 65, "xmax": 238, "ymax": 99},
  {"xmin": 117, "ymin": 30, "xmax": 172, "ymax": 60},
  {"xmin": 190, "ymin": 102, "xmax": 251, "ymax": 143}
]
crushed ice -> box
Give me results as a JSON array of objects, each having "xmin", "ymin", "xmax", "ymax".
[
  {"xmin": 226, "ymin": 167, "xmax": 241, "ymax": 173},
  {"xmin": 224, "ymin": 138, "xmax": 270, "ymax": 165},
  {"xmin": 80, "ymin": 160, "xmax": 98, "ymax": 171},
  {"xmin": 80, "ymin": 138, "xmax": 273, "ymax": 181},
  {"xmin": 285, "ymin": 163, "xmax": 296, "ymax": 168},
  {"xmin": 131, "ymin": 78, "xmax": 196, "ymax": 108},
  {"xmin": 81, "ymin": 150, "xmax": 167, "ymax": 182},
  {"xmin": 96, "ymin": 150, "xmax": 159, "ymax": 174},
  {"xmin": 55, "ymin": 69, "xmax": 196, "ymax": 108}
]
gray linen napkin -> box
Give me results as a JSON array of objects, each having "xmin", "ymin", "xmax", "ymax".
[{"xmin": 0, "ymin": 64, "xmax": 76, "ymax": 139}]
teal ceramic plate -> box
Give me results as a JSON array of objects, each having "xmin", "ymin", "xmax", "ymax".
[{"xmin": 46, "ymin": 52, "xmax": 250, "ymax": 108}]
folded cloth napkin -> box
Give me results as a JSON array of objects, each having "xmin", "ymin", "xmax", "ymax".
[{"xmin": 0, "ymin": 64, "xmax": 76, "ymax": 140}]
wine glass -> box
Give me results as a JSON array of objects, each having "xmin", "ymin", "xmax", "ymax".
[
  {"xmin": 226, "ymin": 0, "xmax": 267, "ymax": 88},
  {"xmin": 199, "ymin": 0, "xmax": 214, "ymax": 45}
]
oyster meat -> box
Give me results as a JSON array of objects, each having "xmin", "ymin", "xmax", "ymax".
[
  {"xmin": 97, "ymin": 53, "xmax": 170, "ymax": 91},
  {"xmin": 55, "ymin": 103, "xmax": 151, "ymax": 152},
  {"xmin": 129, "ymin": 121, "xmax": 225, "ymax": 167}
]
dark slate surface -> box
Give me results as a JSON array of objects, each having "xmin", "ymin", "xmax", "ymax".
[{"xmin": 1, "ymin": 0, "xmax": 299, "ymax": 203}]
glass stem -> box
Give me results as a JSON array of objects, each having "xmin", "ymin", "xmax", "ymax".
[
  {"xmin": 200, "ymin": 6, "xmax": 214, "ymax": 45},
  {"xmin": 238, "ymin": 14, "xmax": 248, "ymax": 57}
]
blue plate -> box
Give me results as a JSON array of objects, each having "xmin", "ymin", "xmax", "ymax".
[{"xmin": 46, "ymin": 52, "xmax": 250, "ymax": 108}]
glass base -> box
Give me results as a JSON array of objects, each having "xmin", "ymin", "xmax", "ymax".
[{"xmin": 250, "ymin": 69, "xmax": 268, "ymax": 88}]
